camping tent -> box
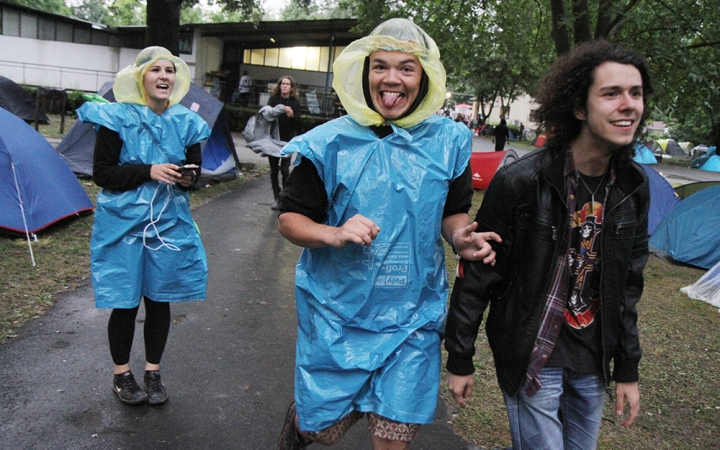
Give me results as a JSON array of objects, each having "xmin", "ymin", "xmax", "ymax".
[
  {"xmin": 0, "ymin": 106, "xmax": 93, "ymax": 235},
  {"xmin": 699, "ymin": 155, "xmax": 720, "ymax": 172},
  {"xmin": 652, "ymin": 139, "xmax": 686, "ymax": 157},
  {"xmin": 0, "ymin": 75, "xmax": 49, "ymax": 124},
  {"xmin": 56, "ymin": 81, "xmax": 239, "ymax": 180},
  {"xmin": 640, "ymin": 164, "xmax": 681, "ymax": 235},
  {"xmin": 689, "ymin": 145, "xmax": 717, "ymax": 169},
  {"xmin": 633, "ymin": 141, "xmax": 657, "ymax": 164},
  {"xmin": 649, "ymin": 185, "xmax": 720, "ymax": 269},
  {"xmin": 675, "ymin": 181, "xmax": 720, "ymax": 200},
  {"xmin": 680, "ymin": 260, "xmax": 720, "ymax": 311},
  {"xmin": 469, "ymin": 149, "xmax": 519, "ymax": 190}
]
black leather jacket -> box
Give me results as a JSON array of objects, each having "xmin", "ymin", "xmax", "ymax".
[{"xmin": 444, "ymin": 146, "xmax": 650, "ymax": 396}]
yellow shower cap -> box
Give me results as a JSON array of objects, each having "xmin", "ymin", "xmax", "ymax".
[
  {"xmin": 332, "ymin": 18, "xmax": 446, "ymax": 128},
  {"xmin": 113, "ymin": 46, "xmax": 191, "ymax": 106}
]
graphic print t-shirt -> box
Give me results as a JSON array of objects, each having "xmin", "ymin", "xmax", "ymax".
[{"xmin": 546, "ymin": 173, "xmax": 606, "ymax": 374}]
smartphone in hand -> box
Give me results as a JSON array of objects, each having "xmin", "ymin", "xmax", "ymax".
[{"xmin": 177, "ymin": 164, "xmax": 199, "ymax": 172}]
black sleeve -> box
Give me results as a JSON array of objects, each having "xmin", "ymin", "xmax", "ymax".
[
  {"xmin": 290, "ymin": 97, "xmax": 302, "ymax": 134},
  {"xmin": 93, "ymin": 126, "xmax": 152, "ymax": 191},
  {"xmin": 443, "ymin": 164, "xmax": 473, "ymax": 218},
  {"xmin": 93, "ymin": 126, "xmax": 202, "ymax": 192},
  {"xmin": 277, "ymin": 157, "xmax": 328, "ymax": 223},
  {"xmin": 177, "ymin": 142, "xmax": 202, "ymax": 192}
]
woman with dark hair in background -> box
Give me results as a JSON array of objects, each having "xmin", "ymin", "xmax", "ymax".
[{"xmin": 267, "ymin": 76, "xmax": 302, "ymax": 210}]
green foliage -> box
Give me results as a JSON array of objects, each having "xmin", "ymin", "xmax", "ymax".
[
  {"xmin": 69, "ymin": 0, "xmax": 110, "ymax": 23},
  {"xmin": 106, "ymin": 0, "xmax": 146, "ymax": 26},
  {"xmin": 4, "ymin": 0, "xmax": 70, "ymax": 15},
  {"xmin": 280, "ymin": 0, "xmax": 353, "ymax": 20}
]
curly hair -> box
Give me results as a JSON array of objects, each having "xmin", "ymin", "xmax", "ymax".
[
  {"xmin": 534, "ymin": 39, "xmax": 653, "ymax": 157},
  {"xmin": 271, "ymin": 75, "xmax": 299, "ymax": 98}
]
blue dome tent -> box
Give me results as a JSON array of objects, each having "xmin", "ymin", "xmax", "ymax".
[
  {"xmin": 650, "ymin": 185, "xmax": 720, "ymax": 269},
  {"xmin": 0, "ymin": 107, "xmax": 94, "ymax": 263},
  {"xmin": 640, "ymin": 164, "xmax": 681, "ymax": 235},
  {"xmin": 633, "ymin": 141, "xmax": 657, "ymax": 164}
]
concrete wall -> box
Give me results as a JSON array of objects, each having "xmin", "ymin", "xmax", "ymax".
[{"xmin": 0, "ymin": 34, "xmax": 200, "ymax": 92}]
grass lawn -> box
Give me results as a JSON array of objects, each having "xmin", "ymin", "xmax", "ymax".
[{"xmin": 2, "ymin": 115, "xmax": 719, "ymax": 448}]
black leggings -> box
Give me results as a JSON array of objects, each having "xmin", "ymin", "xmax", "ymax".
[
  {"xmin": 268, "ymin": 155, "xmax": 291, "ymax": 199},
  {"xmin": 108, "ymin": 296, "xmax": 171, "ymax": 366}
]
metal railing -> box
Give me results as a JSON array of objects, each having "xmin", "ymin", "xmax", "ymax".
[
  {"xmin": 226, "ymin": 83, "xmax": 343, "ymax": 117},
  {"xmin": 0, "ymin": 60, "xmax": 115, "ymax": 92}
]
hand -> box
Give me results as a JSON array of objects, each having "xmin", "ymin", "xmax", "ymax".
[
  {"xmin": 615, "ymin": 381, "xmax": 640, "ymax": 427},
  {"xmin": 447, "ymin": 373, "xmax": 474, "ymax": 407},
  {"xmin": 177, "ymin": 170, "xmax": 195, "ymax": 188},
  {"xmin": 330, "ymin": 214, "xmax": 380, "ymax": 248},
  {"xmin": 284, "ymin": 106, "xmax": 294, "ymax": 117},
  {"xmin": 453, "ymin": 222, "xmax": 502, "ymax": 265},
  {"xmin": 150, "ymin": 164, "xmax": 184, "ymax": 185}
]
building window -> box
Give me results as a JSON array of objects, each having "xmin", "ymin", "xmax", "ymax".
[
  {"xmin": 243, "ymin": 45, "xmax": 345, "ymax": 72},
  {"xmin": 529, "ymin": 109, "xmax": 539, "ymax": 123}
]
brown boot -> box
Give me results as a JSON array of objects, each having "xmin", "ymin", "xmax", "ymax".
[{"xmin": 277, "ymin": 400, "xmax": 311, "ymax": 450}]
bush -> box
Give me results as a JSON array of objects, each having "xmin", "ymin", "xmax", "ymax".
[{"xmin": 20, "ymin": 85, "xmax": 89, "ymax": 117}]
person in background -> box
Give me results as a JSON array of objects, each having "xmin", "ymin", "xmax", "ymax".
[
  {"xmin": 274, "ymin": 18, "xmax": 501, "ymax": 450},
  {"xmin": 267, "ymin": 75, "xmax": 302, "ymax": 210},
  {"xmin": 493, "ymin": 117, "xmax": 509, "ymax": 151},
  {"xmin": 445, "ymin": 39, "xmax": 652, "ymax": 449},
  {"xmin": 77, "ymin": 46, "xmax": 210, "ymax": 406},
  {"xmin": 233, "ymin": 70, "xmax": 252, "ymax": 106}
]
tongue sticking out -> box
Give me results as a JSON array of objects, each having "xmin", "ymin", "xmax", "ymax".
[{"xmin": 382, "ymin": 93, "xmax": 402, "ymax": 108}]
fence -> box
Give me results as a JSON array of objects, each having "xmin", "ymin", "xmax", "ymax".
[
  {"xmin": 0, "ymin": 60, "xmax": 115, "ymax": 92},
  {"xmin": 224, "ymin": 82, "xmax": 343, "ymax": 117}
]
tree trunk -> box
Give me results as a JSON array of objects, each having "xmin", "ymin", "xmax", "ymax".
[
  {"xmin": 572, "ymin": 0, "xmax": 592, "ymax": 43},
  {"xmin": 145, "ymin": 0, "xmax": 182, "ymax": 55},
  {"xmin": 550, "ymin": 0, "xmax": 571, "ymax": 55},
  {"xmin": 594, "ymin": 0, "xmax": 613, "ymax": 38}
]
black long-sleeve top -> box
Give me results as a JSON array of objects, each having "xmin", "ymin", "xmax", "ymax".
[
  {"xmin": 92, "ymin": 125, "xmax": 201, "ymax": 192},
  {"xmin": 268, "ymin": 94, "xmax": 302, "ymax": 142}
]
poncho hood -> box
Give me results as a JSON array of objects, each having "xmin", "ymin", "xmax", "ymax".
[
  {"xmin": 332, "ymin": 18, "xmax": 446, "ymax": 129},
  {"xmin": 113, "ymin": 46, "xmax": 191, "ymax": 107}
]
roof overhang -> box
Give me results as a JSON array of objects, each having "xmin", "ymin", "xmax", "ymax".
[{"xmin": 184, "ymin": 18, "xmax": 361, "ymax": 49}]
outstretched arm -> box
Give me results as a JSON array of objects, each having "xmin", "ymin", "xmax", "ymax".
[{"xmin": 442, "ymin": 213, "xmax": 502, "ymax": 264}]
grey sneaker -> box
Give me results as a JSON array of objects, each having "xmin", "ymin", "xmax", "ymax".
[
  {"xmin": 112, "ymin": 371, "xmax": 147, "ymax": 405},
  {"xmin": 271, "ymin": 200, "xmax": 279, "ymax": 210},
  {"xmin": 144, "ymin": 370, "xmax": 168, "ymax": 405}
]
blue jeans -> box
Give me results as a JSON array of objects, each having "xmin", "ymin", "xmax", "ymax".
[{"xmin": 503, "ymin": 367, "xmax": 606, "ymax": 450}]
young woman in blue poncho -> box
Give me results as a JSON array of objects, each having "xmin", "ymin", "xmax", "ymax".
[{"xmin": 78, "ymin": 46, "xmax": 210, "ymax": 406}]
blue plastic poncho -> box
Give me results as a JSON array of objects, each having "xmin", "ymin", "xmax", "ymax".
[
  {"xmin": 79, "ymin": 99, "xmax": 210, "ymax": 309},
  {"xmin": 286, "ymin": 115, "xmax": 471, "ymax": 431},
  {"xmin": 283, "ymin": 18, "xmax": 472, "ymax": 432}
]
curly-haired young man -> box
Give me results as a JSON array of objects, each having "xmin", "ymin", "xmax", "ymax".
[{"xmin": 445, "ymin": 39, "xmax": 653, "ymax": 449}]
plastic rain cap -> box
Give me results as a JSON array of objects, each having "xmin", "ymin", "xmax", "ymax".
[
  {"xmin": 332, "ymin": 18, "xmax": 446, "ymax": 128},
  {"xmin": 113, "ymin": 46, "xmax": 191, "ymax": 107}
]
